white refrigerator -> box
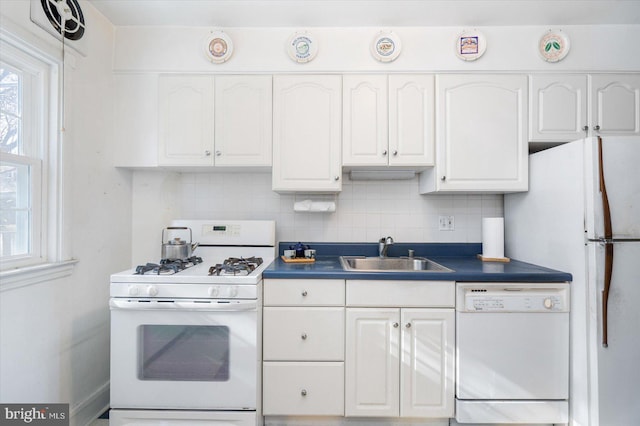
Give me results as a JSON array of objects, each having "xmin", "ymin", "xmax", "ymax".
[{"xmin": 504, "ymin": 136, "xmax": 640, "ymax": 426}]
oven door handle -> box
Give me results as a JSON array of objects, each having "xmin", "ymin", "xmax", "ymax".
[{"xmin": 109, "ymin": 299, "xmax": 257, "ymax": 311}]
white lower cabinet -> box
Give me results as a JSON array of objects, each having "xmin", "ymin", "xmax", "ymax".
[
  {"xmin": 263, "ymin": 362, "xmax": 344, "ymax": 416},
  {"xmin": 345, "ymin": 280, "xmax": 455, "ymax": 419},
  {"xmin": 262, "ymin": 278, "xmax": 454, "ymax": 420},
  {"xmin": 262, "ymin": 279, "xmax": 345, "ymax": 416},
  {"xmin": 263, "ymin": 307, "xmax": 344, "ymax": 361},
  {"xmin": 345, "ymin": 307, "xmax": 455, "ymax": 418}
]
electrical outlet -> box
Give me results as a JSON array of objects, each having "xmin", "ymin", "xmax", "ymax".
[{"xmin": 438, "ymin": 215, "xmax": 455, "ymax": 231}]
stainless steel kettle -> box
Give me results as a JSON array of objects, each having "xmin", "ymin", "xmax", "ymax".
[{"xmin": 161, "ymin": 227, "xmax": 199, "ymax": 260}]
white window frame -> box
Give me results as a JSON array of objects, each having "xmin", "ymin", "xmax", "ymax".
[{"xmin": 0, "ymin": 31, "xmax": 61, "ymax": 274}]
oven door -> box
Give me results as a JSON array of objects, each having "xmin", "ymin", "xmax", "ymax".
[{"xmin": 110, "ymin": 298, "xmax": 258, "ymax": 410}]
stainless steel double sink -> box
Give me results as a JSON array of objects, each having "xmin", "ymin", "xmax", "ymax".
[{"xmin": 339, "ymin": 256, "xmax": 452, "ymax": 273}]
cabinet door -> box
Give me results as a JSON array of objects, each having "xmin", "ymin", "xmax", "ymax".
[
  {"xmin": 591, "ymin": 74, "xmax": 640, "ymax": 136},
  {"xmin": 529, "ymin": 74, "xmax": 588, "ymax": 142},
  {"xmin": 214, "ymin": 75, "xmax": 272, "ymax": 166},
  {"xmin": 422, "ymin": 74, "xmax": 528, "ymax": 193},
  {"xmin": 113, "ymin": 74, "xmax": 158, "ymax": 167},
  {"xmin": 158, "ymin": 75, "xmax": 214, "ymax": 166},
  {"xmin": 400, "ymin": 309, "xmax": 455, "ymax": 418},
  {"xmin": 389, "ymin": 75, "xmax": 435, "ymax": 167},
  {"xmin": 273, "ymin": 75, "xmax": 342, "ymax": 192},
  {"xmin": 345, "ymin": 308, "xmax": 399, "ymax": 417},
  {"xmin": 342, "ymin": 75, "xmax": 388, "ymax": 166}
]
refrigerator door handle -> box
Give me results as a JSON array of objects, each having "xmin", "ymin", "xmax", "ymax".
[{"xmin": 598, "ymin": 136, "xmax": 614, "ymax": 348}]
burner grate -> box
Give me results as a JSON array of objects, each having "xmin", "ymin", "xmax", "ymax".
[
  {"xmin": 208, "ymin": 256, "xmax": 263, "ymax": 276},
  {"xmin": 134, "ymin": 256, "xmax": 203, "ymax": 275}
]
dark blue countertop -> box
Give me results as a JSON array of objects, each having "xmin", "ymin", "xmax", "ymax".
[{"xmin": 263, "ymin": 243, "xmax": 572, "ymax": 282}]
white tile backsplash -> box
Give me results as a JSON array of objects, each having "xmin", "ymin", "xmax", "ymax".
[
  {"xmin": 176, "ymin": 171, "xmax": 502, "ymax": 241},
  {"xmin": 132, "ymin": 170, "xmax": 502, "ymax": 261}
]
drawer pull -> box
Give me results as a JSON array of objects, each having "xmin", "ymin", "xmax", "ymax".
[
  {"xmin": 301, "ymin": 389, "xmax": 308, "ymax": 396},
  {"xmin": 301, "ymin": 333, "xmax": 308, "ymax": 340},
  {"xmin": 301, "ymin": 290, "xmax": 308, "ymax": 297}
]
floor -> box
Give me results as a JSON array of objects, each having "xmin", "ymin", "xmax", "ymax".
[{"xmin": 89, "ymin": 420, "xmax": 108, "ymax": 426}]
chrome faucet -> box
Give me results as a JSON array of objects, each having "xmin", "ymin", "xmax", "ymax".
[{"xmin": 378, "ymin": 236, "xmax": 394, "ymax": 257}]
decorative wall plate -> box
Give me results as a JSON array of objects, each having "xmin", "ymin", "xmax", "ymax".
[
  {"xmin": 455, "ymin": 29, "xmax": 487, "ymax": 61},
  {"xmin": 370, "ymin": 31, "xmax": 402, "ymax": 62},
  {"xmin": 204, "ymin": 30, "xmax": 234, "ymax": 63},
  {"xmin": 539, "ymin": 29, "xmax": 570, "ymax": 62},
  {"xmin": 287, "ymin": 31, "xmax": 318, "ymax": 63}
]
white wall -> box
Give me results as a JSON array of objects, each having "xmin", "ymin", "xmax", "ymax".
[
  {"xmin": 113, "ymin": 25, "xmax": 640, "ymax": 73},
  {"xmin": 0, "ymin": 2, "xmax": 131, "ymax": 425}
]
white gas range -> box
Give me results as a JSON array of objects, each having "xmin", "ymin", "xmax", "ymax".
[{"xmin": 109, "ymin": 220, "xmax": 275, "ymax": 426}]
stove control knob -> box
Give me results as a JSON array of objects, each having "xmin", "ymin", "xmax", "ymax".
[
  {"xmin": 228, "ymin": 286, "xmax": 239, "ymax": 298},
  {"xmin": 128, "ymin": 286, "xmax": 139, "ymax": 296},
  {"xmin": 209, "ymin": 286, "xmax": 219, "ymax": 297},
  {"xmin": 543, "ymin": 297, "xmax": 554, "ymax": 309},
  {"xmin": 146, "ymin": 285, "xmax": 158, "ymax": 297}
]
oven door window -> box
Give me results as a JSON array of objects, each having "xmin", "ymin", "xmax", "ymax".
[{"xmin": 138, "ymin": 325, "xmax": 229, "ymax": 381}]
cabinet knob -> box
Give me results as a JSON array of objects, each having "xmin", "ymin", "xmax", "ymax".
[
  {"xmin": 405, "ymin": 322, "xmax": 412, "ymax": 328},
  {"xmin": 594, "ymin": 125, "xmax": 601, "ymax": 131},
  {"xmin": 215, "ymin": 150, "xmax": 222, "ymax": 156},
  {"xmin": 582, "ymin": 125, "xmax": 589, "ymax": 132},
  {"xmin": 441, "ymin": 176, "xmax": 446, "ymax": 181},
  {"xmin": 204, "ymin": 150, "xmax": 211, "ymax": 156},
  {"xmin": 392, "ymin": 150, "xmax": 398, "ymax": 156},
  {"xmin": 393, "ymin": 322, "xmax": 399, "ymax": 328},
  {"xmin": 382, "ymin": 150, "xmax": 388, "ymax": 156},
  {"xmin": 301, "ymin": 290, "xmax": 308, "ymax": 297},
  {"xmin": 301, "ymin": 389, "xmax": 308, "ymax": 396},
  {"xmin": 301, "ymin": 333, "xmax": 308, "ymax": 340},
  {"xmin": 334, "ymin": 176, "xmax": 340, "ymax": 181}
]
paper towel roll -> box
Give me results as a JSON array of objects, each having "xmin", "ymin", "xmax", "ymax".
[{"xmin": 482, "ymin": 217, "xmax": 505, "ymax": 258}]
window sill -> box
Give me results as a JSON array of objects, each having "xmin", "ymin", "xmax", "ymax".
[{"xmin": 0, "ymin": 259, "xmax": 78, "ymax": 292}]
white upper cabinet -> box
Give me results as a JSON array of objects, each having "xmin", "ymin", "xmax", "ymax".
[
  {"xmin": 157, "ymin": 74, "xmax": 272, "ymax": 167},
  {"xmin": 342, "ymin": 75, "xmax": 434, "ymax": 168},
  {"xmin": 214, "ymin": 75, "xmax": 272, "ymax": 167},
  {"xmin": 530, "ymin": 73, "xmax": 640, "ymax": 143},
  {"xmin": 389, "ymin": 75, "xmax": 435, "ymax": 167},
  {"xmin": 590, "ymin": 74, "xmax": 640, "ymax": 137},
  {"xmin": 272, "ymin": 75, "xmax": 342, "ymax": 192},
  {"xmin": 158, "ymin": 75, "xmax": 215, "ymax": 166},
  {"xmin": 529, "ymin": 74, "xmax": 588, "ymax": 143},
  {"xmin": 420, "ymin": 74, "xmax": 528, "ymax": 194},
  {"xmin": 342, "ymin": 75, "xmax": 388, "ymax": 167}
]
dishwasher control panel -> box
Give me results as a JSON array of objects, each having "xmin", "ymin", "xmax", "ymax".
[{"xmin": 457, "ymin": 283, "xmax": 570, "ymax": 313}]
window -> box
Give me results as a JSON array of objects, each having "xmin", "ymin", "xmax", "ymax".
[{"xmin": 0, "ymin": 39, "xmax": 57, "ymax": 270}]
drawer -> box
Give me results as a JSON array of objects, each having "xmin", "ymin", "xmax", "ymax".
[
  {"xmin": 346, "ymin": 280, "xmax": 455, "ymax": 307},
  {"xmin": 263, "ymin": 307, "xmax": 344, "ymax": 361},
  {"xmin": 263, "ymin": 362, "xmax": 344, "ymax": 416},
  {"xmin": 264, "ymin": 279, "xmax": 345, "ymax": 306}
]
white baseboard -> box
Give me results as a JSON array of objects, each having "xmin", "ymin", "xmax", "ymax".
[{"xmin": 70, "ymin": 381, "xmax": 110, "ymax": 426}]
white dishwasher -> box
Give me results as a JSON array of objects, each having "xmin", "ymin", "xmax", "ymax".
[{"xmin": 455, "ymin": 283, "xmax": 570, "ymax": 424}]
